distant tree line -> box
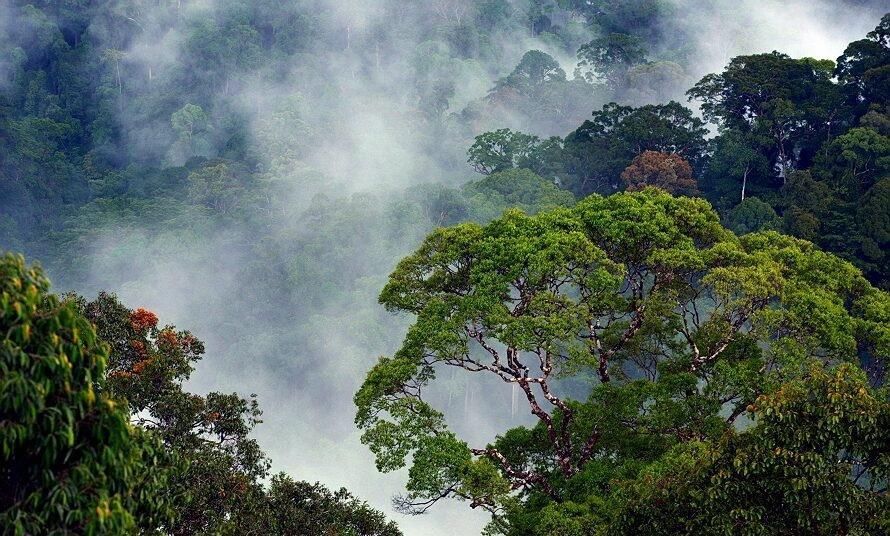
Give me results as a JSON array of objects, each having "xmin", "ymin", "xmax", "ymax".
[{"xmin": 467, "ymin": 15, "xmax": 890, "ymax": 288}]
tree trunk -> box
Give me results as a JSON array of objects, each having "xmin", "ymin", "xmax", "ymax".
[{"xmin": 775, "ymin": 128, "xmax": 791, "ymax": 185}]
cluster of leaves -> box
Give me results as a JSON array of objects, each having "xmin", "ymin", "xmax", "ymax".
[
  {"xmin": 0, "ymin": 253, "xmax": 401, "ymax": 535},
  {"xmin": 620, "ymin": 150, "xmax": 696, "ymax": 195},
  {"xmin": 355, "ymin": 189, "xmax": 890, "ymax": 534},
  {"xmin": 476, "ymin": 50, "xmax": 595, "ymax": 134},
  {"xmin": 71, "ymin": 291, "xmax": 268, "ymax": 534},
  {"xmin": 610, "ymin": 363, "xmax": 889, "ymax": 535},
  {"xmin": 0, "ymin": 253, "xmax": 178, "ymax": 534}
]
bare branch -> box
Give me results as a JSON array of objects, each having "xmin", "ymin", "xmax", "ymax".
[{"xmin": 471, "ymin": 447, "xmax": 558, "ymax": 499}]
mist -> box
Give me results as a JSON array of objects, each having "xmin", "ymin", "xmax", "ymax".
[
  {"xmin": 3, "ymin": 1, "xmax": 885, "ymax": 534},
  {"xmin": 665, "ymin": 0, "xmax": 886, "ymax": 87}
]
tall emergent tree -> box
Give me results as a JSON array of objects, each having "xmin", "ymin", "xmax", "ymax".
[
  {"xmin": 688, "ymin": 52, "xmax": 841, "ymax": 183},
  {"xmin": 355, "ymin": 189, "xmax": 889, "ymax": 534}
]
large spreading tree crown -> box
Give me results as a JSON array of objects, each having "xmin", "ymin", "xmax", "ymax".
[{"xmin": 355, "ymin": 188, "xmax": 888, "ymax": 521}]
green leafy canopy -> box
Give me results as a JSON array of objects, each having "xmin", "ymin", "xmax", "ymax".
[{"xmin": 355, "ymin": 189, "xmax": 889, "ymax": 533}]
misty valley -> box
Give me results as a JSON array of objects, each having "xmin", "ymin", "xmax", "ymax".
[{"xmin": 1, "ymin": 1, "xmax": 889, "ymax": 535}]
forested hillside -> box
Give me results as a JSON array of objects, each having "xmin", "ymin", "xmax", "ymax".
[{"xmin": 1, "ymin": 1, "xmax": 888, "ymax": 535}]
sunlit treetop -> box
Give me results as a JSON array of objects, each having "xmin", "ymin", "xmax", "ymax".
[{"xmin": 355, "ymin": 188, "xmax": 889, "ymax": 528}]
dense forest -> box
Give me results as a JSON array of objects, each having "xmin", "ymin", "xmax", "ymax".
[{"xmin": 1, "ymin": 1, "xmax": 889, "ymax": 534}]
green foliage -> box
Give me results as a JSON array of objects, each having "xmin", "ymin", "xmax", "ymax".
[
  {"xmin": 467, "ymin": 129, "xmax": 555, "ymax": 175},
  {"xmin": 243, "ymin": 474, "xmax": 403, "ymax": 535},
  {"xmin": 355, "ymin": 189, "xmax": 890, "ymax": 532},
  {"xmin": 702, "ymin": 129, "xmax": 771, "ymax": 209},
  {"xmin": 557, "ymin": 0, "xmax": 666, "ymax": 37},
  {"xmin": 857, "ymin": 178, "xmax": 890, "ymax": 287},
  {"xmin": 687, "ymin": 16, "xmax": 890, "ymax": 289},
  {"xmin": 724, "ymin": 197, "xmax": 781, "ymax": 235},
  {"xmin": 816, "ymin": 126, "xmax": 890, "ymax": 195},
  {"xmin": 463, "ymin": 168, "xmax": 575, "ymax": 222},
  {"xmin": 577, "ymin": 33, "xmax": 648, "ymax": 88},
  {"xmin": 498, "ymin": 50, "xmax": 567, "ymax": 89},
  {"xmin": 73, "ymin": 291, "xmax": 403, "ymax": 535},
  {"xmin": 0, "ymin": 253, "xmax": 176, "ymax": 534},
  {"xmin": 481, "ymin": 50, "xmax": 595, "ymax": 133},
  {"xmin": 170, "ymin": 104, "xmax": 212, "ymax": 163},
  {"xmin": 837, "ymin": 13, "xmax": 890, "ymax": 112},
  {"xmin": 688, "ymin": 51, "xmax": 841, "ymax": 180},
  {"xmin": 563, "ymin": 101, "xmax": 708, "ymax": 196},
  {"xmin": 610, "ymin": 363, "xmax": 890, "ymax": 535},
  {"xmin": 468, "ymin": 99, "xmax": 710, "ymax": 200},
  {"xmin": 187, "ymin": 162, "xmax": 245, "ymax": 214},
  {"xmin": 623, "ymin": 60, "xmax": 688, "ymax": 105}
]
